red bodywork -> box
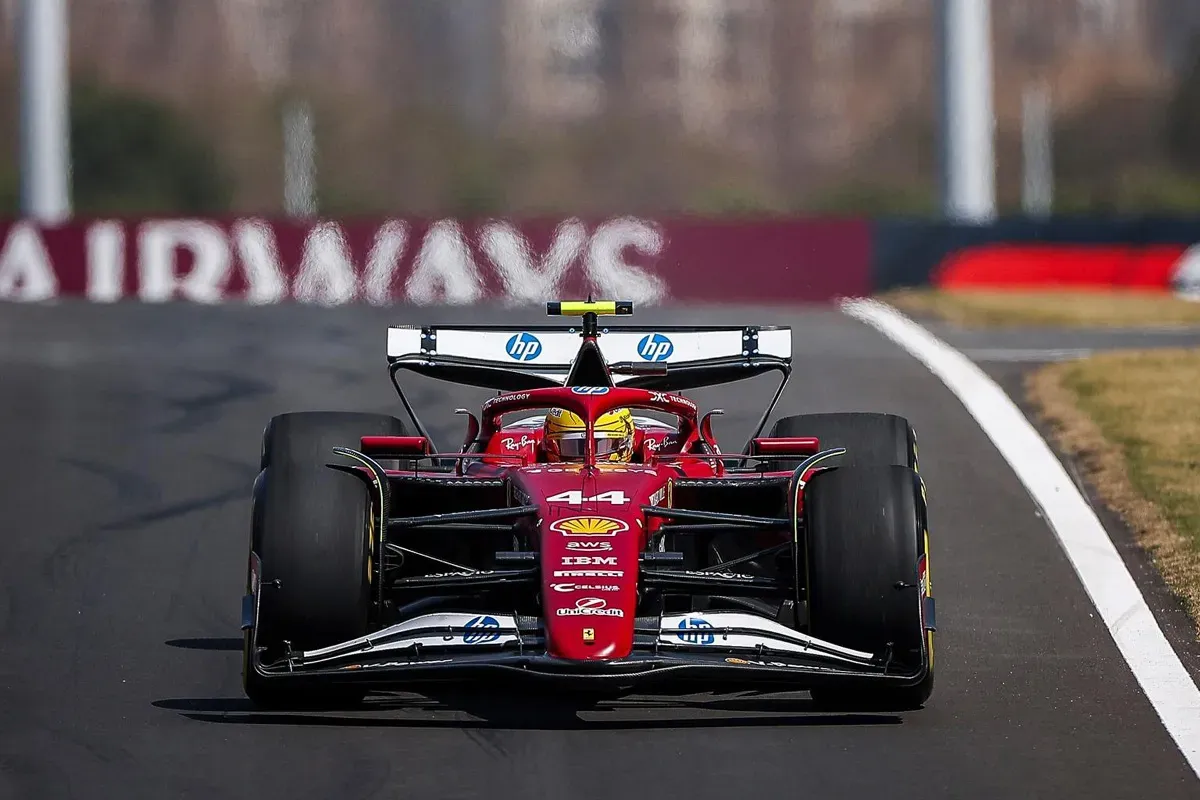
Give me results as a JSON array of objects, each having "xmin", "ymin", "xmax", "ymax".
[{"xmin": 362, "ymin": 385, "xmax": 822, "ymax": 664}]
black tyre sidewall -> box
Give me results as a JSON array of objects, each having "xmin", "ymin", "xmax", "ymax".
[
  {"xmin": 245, "ymin": 412, "xmax": 406, "ymax": 707},
  {"xmin": 253, "ymin": 410, "xmax": 408, "ymax": 650},
  {"xmin": 253, "ymin": 464, "xmax": 372, "ymax": 652},
  {"xmin": 804, "ymin": 464, "xmax": 927, "ymax": 665}
]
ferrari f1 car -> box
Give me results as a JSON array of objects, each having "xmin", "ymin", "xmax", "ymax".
[{"xmin": 242, "ymin": 301, "xmax": 934, "ymax": 710}]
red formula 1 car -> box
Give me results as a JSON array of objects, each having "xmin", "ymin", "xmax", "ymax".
[{"xmin": 242, "ymin": 301, "xmax": 934, "ymax": 710}]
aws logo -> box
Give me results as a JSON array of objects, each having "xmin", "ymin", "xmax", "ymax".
[{"xmin": 549, "ymin": 516, "xmax": 629, "ymax": 537}]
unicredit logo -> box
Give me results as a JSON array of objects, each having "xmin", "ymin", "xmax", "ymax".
[{"xmin": 555, "ymin": 596, "xmax": 624, "ymax": 617}]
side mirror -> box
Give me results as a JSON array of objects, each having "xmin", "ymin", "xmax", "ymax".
[
  {"xmin": 359, "ymin": 435, "xmax": 433, "ymax": 457},
  {"xmin": 749, "ymin": 437, "xmax": 820, "ymax": 457},
  {"xmin": 455, "ymin": 408, "xmax": 480, "ymax": 452},
  {"xmin": 699, "ymin": 409, "xmax": 725, "ymax": 452}
]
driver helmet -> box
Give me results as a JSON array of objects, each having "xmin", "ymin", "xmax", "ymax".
[{"xmin": 544, "ymin": 407, "xmax": 635, "ymax": 462}]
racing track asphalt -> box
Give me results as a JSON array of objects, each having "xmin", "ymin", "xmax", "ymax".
[{"xmin": 1, "ymin": 301, "xmax": 1198, "ymax": 799}]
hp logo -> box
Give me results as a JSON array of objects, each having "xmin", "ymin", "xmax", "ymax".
[
  {"xmin": 677, "ymin": 617, "xmax": 715, "ymax": 645},
  {"xmin": 637, "ymin": 333, "xmax": 674, "ymax": 362},
  {"xmin": 506, "ymin": 332, "xmax": 543, "ymax": 362},
  {"xmin": 463, "ymin": 615, "xmax": 501, "ymax": 644}
]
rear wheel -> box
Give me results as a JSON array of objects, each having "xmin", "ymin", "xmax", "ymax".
[
  {"xmin": 769, "ymin": 412, "xmax": 918, "ymax": 472},
  {"xmin": 802, "ymin": 464, "xmax": 933, "ymax": 711},
  {"xmin": 244, "ymin": 412, "xmax": 407, "ymax": 709}
]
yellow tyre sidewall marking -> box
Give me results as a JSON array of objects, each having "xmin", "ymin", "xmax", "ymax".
[{"xmin": 924, "ymin": 527, "xmax": 934, "ymax": 670}]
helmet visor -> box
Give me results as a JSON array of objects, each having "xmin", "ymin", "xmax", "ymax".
[
  {"xmin": 594, "ymin": 437, "xmax": 626, "ymax": 457},
  {"xmin": 556, "ymin": 435, "xmax": 587, "ymax": 459},
  {"xmin": 554, "ymin": 433, "xmax": 626, "ymax": 460}
]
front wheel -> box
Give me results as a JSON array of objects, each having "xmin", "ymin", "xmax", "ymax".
[
  {"xmin": 243, "ymin": 462, "xmax": 374, "ymax": 709},
  {"xmin": 802, "ymin": 464, "xmax": 933, "ymax": 711},
  {"xmin": 243, "ymin": 412, "xmax": 399, "ymax": 708}
]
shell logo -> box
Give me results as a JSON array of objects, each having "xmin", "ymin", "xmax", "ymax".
[{"xmin": 550, "ymin": 516, "xmax": 629, "ymax": 537}]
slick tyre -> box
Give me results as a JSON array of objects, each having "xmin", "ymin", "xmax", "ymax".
[
  {"xmin": 803, "ymin": 464, "xmax": 933, "ymax": 711},
  {"xmin": 244, "ymin": 412, "xmax": 405, "ymax": 709},
  {"xmin": 769, "ymin": 412, "xmax": 918, "ymax": 472}
]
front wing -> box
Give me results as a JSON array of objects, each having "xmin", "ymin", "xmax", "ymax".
[{"xmin": 243, "ymin": 604, "xmax": 931, "ymax": 693}]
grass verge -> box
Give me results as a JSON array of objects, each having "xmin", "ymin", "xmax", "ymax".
[
  {"xmin": 882, "ymin": 288, "xmax": 1200, "ymax": 327},
  {"xmin": 1027, "ymin": 349, "xmax": 1200, "ymax": 636}
]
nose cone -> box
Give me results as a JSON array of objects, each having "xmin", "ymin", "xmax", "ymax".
[
  {"xmin": 514, "ymin": 464, "xmax": 671, "ymax": 660},
  {"xmin": 541, "ymin": 513, "xmax": 639, "ymax": 660}
]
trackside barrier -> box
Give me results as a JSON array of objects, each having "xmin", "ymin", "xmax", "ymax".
[
  {"xmin": 0, "ymin": 217, "xmax": 871, "ymax": 306},
  {"xmin": 873, "ymin": 217, "xmax": 1200, "ymax": 297},
  {"xmin": 5, "ymin": 216, "xmax": 1200, "ymax": 303}
]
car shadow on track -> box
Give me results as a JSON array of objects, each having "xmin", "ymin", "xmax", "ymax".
[
  {"xmin": 152, "ymin": 689, "xmax": 907, "ymax": 730},
  {"xmin": 165, "ymin": 638, "xmax": 243, "ymax": 651}
]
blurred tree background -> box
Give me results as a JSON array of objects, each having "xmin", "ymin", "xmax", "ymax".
[
  {"xmin": 2, "ymin": 0, "xmax": 1200, "ymax": 218},
  {"xmin": 68, "ymin": 82, "xmax": 232, "ymax": 213}
]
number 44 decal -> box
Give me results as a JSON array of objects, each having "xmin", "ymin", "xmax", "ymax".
[{"xmin": 546, "ymin": 490, "xmax": 630, "ymax": 505}]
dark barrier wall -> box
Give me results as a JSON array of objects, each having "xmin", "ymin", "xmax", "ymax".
[
  {"xmin": 873, "ymin": 217, "xmax": 1200, "ymax": 291},
  {"xmin": 0, "ymin": 217, "xmax": 872, "ymax": 305}
]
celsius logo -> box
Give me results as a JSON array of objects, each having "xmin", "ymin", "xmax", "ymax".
[
  {"xmin": 506, "ymin": 332, "xmax": 543, "ymax": 361},
  {"xmin": 638, "ymin": 333, "xmax": 674, "ymax": 362}
]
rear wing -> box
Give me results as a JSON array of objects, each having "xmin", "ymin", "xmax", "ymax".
[{"xmin": 386, "ymin": 325, "xmax": 792, "ymax": 392}]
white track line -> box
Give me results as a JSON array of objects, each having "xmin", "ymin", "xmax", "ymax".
[{"xmin": 840, "ymin": 297, "xmax": 1200, "ymax": 779}]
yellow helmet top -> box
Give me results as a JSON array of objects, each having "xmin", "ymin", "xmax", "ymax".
[{"xmin": 544, "ymin": 407, "xmax": 635, "ymax": 462}]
